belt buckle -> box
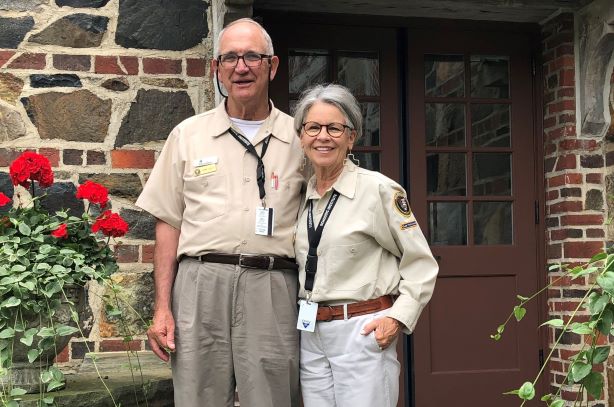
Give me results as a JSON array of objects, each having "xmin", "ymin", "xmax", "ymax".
[{"xmin": 238, "ymin": 254, "xmax": 274, "ymax": 270}]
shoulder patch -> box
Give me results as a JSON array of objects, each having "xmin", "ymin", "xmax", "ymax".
[{"xmin": 394, "ymin": 192, "xmax": 412, "ymax": 217}]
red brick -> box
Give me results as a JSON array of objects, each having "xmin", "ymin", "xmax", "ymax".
[
  {"xmin": 143, "ymin": 58, "xmax": 181, "ymax": 74},
  {"xmin": 558, "ymin": 139, "xmax": 599, "ymax": 151},
  {"xmin": 546, "ymin": 190, "xmax": 559, "ymax": 201},
  {"xmin": 547, "ymin": 243, "xmax": 562, "ymax": 259},
  {"xmin": 53, "ymin": 344, "xmax": 69, "ymax": 363},
  {"xmin": 556, "ymin": 87, "xmax": 575, "ymax": 98},
  {"xmin": 186, "ymin": 58, "xmax": 207, "ymax": 77},
  {"xmin": 555, "ymin": 154, "xmax": 576, "ymax": 170},
  {"xmin": 111, "ymin": 150, "xmax": 155, "ymax": 169},
  {"xmin": 548, "ymin": 200, "xmax": 582, "ymax": 214},
  {"xmin": 559, "ymin": 348, "xmax": 579, "ymax": 361},
  {"xmin": 86, "ymin": 150, "xmax": 106, "ymax": 165},
  {"xmin": 142, "ymin": 244, "xmax": 154, "ymax": 263},
  {"xmin": 63, "ymin": 149, "xmax": 83, "ymax": 165},
  {"xmin": 560, "ymin": 214, "xmax": 604, "ymax": 226},
  {"xmin": 8, "ymin": 53, "xmax": 46, "ymax": 69},
  {"xmin": 53, "ymin": 54, "xmax": 91, "ymax": 71},
  {"xmin": 543, "ymin": 116, "xmax": 557, "ymax": 129},
  {"xmin": 115, "ymin": 244, "xmax": 138, "ymax": 263},
  {"xmin": 548, "ymin": 173, "xmax": 582, "ymax": 188},
  {"xmin": 549, "ymin": 55, "xmax": 574, "ymax": 72},
  {"xmin": 0, "ymin": 51, "xmax": 15, "ymax": 68},
  {"xmin": 95, "ymin": 56, "xmax": 136, "ymax": 75},
  {"xmin": 555, "ymin": 44, "xmax": 574, "ymax": 57},
  {"xmin": 549, "ymin": 274, "xmax": 575, "ymax": 287},
  {"xmin": 548, "ymin": 100, "xmax": 576, "ymax": 115},
  {"xmin": 564, "ymin": 241, "xmax": 604, "ymax": 258},
  {"xmin": 38, "ymin": 148, "xmax": 60, "ymax": 167},
  {"xmin": 0, "ymin": 148, "xmax": 28, "ymax": 166},
  {"xmin": 559, "ymin": 69, "xmax": 575, "ymax": 86},
  {"xmin": 557, "ymin": 112, "xmax": 575, "ymax": 124},
  {"xmin": 545, "ymin": 142, "xmax": 557, "ymax": 155},
  {"xmin": 100, "ymin": 339, "xmax": 142, "ymax": 352},
  {"xmin": 586, "ymin": 173, "xmax": 602, "ymax": 183},
  {"xmin": 546, "ymin": 125, "xmax": 575, "ymax": 140},
  {"xmin": 552, "ymin": 300, "xmax": 581, "ymax": 312},
  {"xmin": 586, "ymin": 228, "xmax": 605, "ymax": 238}
]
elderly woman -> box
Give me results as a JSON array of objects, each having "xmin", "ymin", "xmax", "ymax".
[{"xmin": 293, "ymin": 84, "xmax": 439, "ymax": 407}]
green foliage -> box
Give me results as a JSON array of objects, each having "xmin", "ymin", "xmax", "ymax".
[{"xmin": 493, "ymin": 251, "xmax": 614, "ymax": 405}]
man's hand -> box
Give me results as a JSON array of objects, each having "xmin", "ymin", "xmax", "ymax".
[
  {"xmin": 360, "ymin": 316, "xmax": 401, "ymax": 350},
  {"xmin": 147, "ymin": 309, "xmax": 176, "ymax": 362}
]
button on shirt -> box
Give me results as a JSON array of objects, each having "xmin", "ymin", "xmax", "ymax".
[
  {"xmin": 294, "ymin": 161, "xmax": 438, "ymax": 333},
  {"xmin": 136, "ymin": 102, "xmax": 304, "ymax": 259}
]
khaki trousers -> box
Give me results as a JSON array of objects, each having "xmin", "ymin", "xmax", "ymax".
[
  {"xmin": 300, "ymin": 309, "xmax": 400, "ymax": 407},
  {"xmin": 171, "ymin": 258, "xmax": 300, "ymax": 407}
]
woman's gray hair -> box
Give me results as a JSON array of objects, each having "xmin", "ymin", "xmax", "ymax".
[
  {"xmin": 293, "ymin": 84, "xmax": 363, "ymax": 141},
  {"xmin": 215, "ymin": 18, "xmax": 274, "ymax": 57}
]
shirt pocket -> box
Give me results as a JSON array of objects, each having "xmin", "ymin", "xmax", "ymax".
[
  {"xmin": 326, "ymin": 239, "xmax": 378, "ymax": 291},
  {"xmin": 183, "ymin": 174, "xmax": 228, "ymax": 222},
  {"xmin": 267, "ymin": 178, "xmax": 302, "ymax": 228}
]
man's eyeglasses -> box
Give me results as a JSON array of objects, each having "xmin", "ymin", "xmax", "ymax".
[
  {"xmin": 301, "ymin": 122, "xmax": 353, "ymax": 138},
  {"xmin": 217, "ymin": 52, "xmax": 272, "ymax": 68}
]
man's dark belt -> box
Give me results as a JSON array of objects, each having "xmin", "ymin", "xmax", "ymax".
[
  {"xmin": 316, "ymin": 295, "xmax": 395, "ymax": 321},
  {"xmin": 192, "ymin": 253, "xmax": 298, "ymax": 271}
]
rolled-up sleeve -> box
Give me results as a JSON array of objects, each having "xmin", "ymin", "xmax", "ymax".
[
  {"xmin": 374, "ymin": 181, "xmax": 439, "ymax": 334},
  {"xmin": 135, "ymin": 127, "xmax": 185, "ymax": 230}
]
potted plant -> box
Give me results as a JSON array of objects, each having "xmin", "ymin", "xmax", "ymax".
[{"xmin": 0, "ymin": 152, "xmax": 128, "ymax": 405}]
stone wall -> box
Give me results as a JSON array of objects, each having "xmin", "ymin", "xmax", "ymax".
[
  {"xmin": 0, "ymin": 0, "xmax": 215, "ymax": 362},
  {"xmin": 542, "ymin": 11, "xmax": 610, "ymax": 406}
]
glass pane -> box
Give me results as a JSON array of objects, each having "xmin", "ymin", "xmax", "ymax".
[
  {"xmin": 289, "ymin": 49, "xmax": 329, "ymax": 94},
  {"xmin": 424, "ymin": 55, "xmax": 464, "ymax": 97},
  {"xmin": 473, "ymin": 153, "xmax": 511, "ymax": 196},
  {"xmin": 471, "ymin": 55, "xmax": 510, "ymax": 98},
  {"xmin": 356, "ymin": 102, "xmax": 380, "ymax": 147},
  {"xmin": 474, "ymin": 202, "xmax": 512, "ymax": 245},
  {"xmin": 352, "ymin": 152, "xmax": 380, "ymax": 171},
  {"xmin": 429, "ymin": 202, "xmax": 467, "ymax": 245},
  {"xmin": 426, "ymin": 103, "xmax": 465, "ymax": 147},
  {"xmin": 471, "ymin": 104, "xmax": 511, "ymax": 147},
  {"xmin": 338, "ymin": 53, "xmax": 379, "ymax": 96},
  {"xmin": 427, "ymin": 153, "xmax": 466, "ymax": 196}
]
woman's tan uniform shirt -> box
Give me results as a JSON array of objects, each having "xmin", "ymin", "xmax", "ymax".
[
  {"xmin": 136, "ymin": 102, "xmax": 304, "ymax": 259},
  {"xmin": 294, "ymin": 161, "xmax": 438, "ymax": 333}
]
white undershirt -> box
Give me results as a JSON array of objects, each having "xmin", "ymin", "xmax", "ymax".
[{"xmin": 230, "ymin": 117, "xmax": 266, "ymax": 142}]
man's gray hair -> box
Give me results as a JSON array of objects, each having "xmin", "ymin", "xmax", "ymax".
[
  {"xmin": 293, "ymin": 84, "xmax": 363, "ymax": 140},
  {"xmin": 215, "ymin": 18, "xmax": 274, "ymax": 57}
]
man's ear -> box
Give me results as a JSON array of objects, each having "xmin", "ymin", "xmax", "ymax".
[
  {"xmin": 269, "ymin": 56, "xmax": 280, "ymax": 81},
  {"xmin": 210, "ymin": 59, "xmax": 219, "ymax": 79}
]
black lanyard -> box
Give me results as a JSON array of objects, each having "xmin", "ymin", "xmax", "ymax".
[
  {"xmin": 304, "ymin": 190, "xmax": 341, "ymax": 293},
  {"xmin": 228, "ymin": 128, "xmax": 271, "ymax": 206}
]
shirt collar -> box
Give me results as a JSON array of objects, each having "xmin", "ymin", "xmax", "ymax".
[
  {"xmin": 211, "ymin": 100, "xmax": 293, "ymax": 144},
  {"xmin": 305, "ymin": 161, "xmax": 358, "ymax": 201}
]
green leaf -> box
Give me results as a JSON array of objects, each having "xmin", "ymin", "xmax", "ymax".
[
  {"xmin": 548, "ymin": 263, "xmax": 561, "ymax": 271},
  {"xmin": 0, "ymin": 328, "xmax": 15, "ymax": 339},
  {"xmin": 27, "ymin": 349, "xmax": 40, "ymax": 363},
  {"xmin": 5, "ymin": 401, "xmax": 19, "ymax": 407},
  {"xmin": 589, "ymin": 293, "xmax": 610, "ymax": 314},
  {"xmin": 9, "ymin": 264, "xmax": 26, "ymax": 273},
  {"xmin": 39, "ymin": 244, "xmax": 52, "ymax": 254},
  {"xmin": 570, "ymin": 362, "xmax": 591, "ymax": 382},
  {"xmin": 581, "ymin": 371, "xmax": 603, "ymax": 398},
  {"xmin": 1, "ymin": 297, "xmax": 21, "ymax": 308},
  {"xmin": 540, "ymin": 393, "xmax": 552, "ymax": 402},
  {"xmin": 569, "ymin": 322, "xmax": 593, "ymax": 335},
  {"xmin": 513, "ymin": 306, "xmax": 526, "ymax": 322},
  {"xmin": 40, "ymin": 371, "xmax": 53, "ymax": 383},
  {"xmin": 596, "ymin": 307, "xmax": 614, "ymax": 335},
  {"xmin": 19, "ymin": 335, "xmax": 34, "ymax": 347},
  {"xmin": 540, "ymin": 318, "xmax": 564, "ymax": 328},
  {"xmin": 38, "ymin": 327, "xmax": 56, "ymax": 338},
  {"xmin": 597, "ymin": 271, "xmax": 614, "ymax": 295},
  {"xmin": 42, "ymin": 397, "xmax": 54, "ymax": 404},
  {"xmin": 49, "ymin": 366, "xmax": 64, "ymax": 381},
  {"xmin": 571, "ymin": 266, "xmax": 598, "ymax": 279},
  {"xmin": 10, "ymin": 388, "xmax": 27, "ymax": 396},
  {"xmin": 591, "ymin": 346, "xmax": 610, "ymax": 364},
  {"xmin": 590, "ymin": 252, "xmax": 608, "ymax": 263},
  {"xmin": 47, "ymin": 379, "xmax": 64, "ymax": 392},
  {"xmin": 516, "ymin": 295, "xmax": 529, "ymax": 301},
  {"xmin": 55, "ymin": 325, "xmax": 79, "ymax": 337},
  {"xmin": 518, "ymin": 382, "xmax": 535, "ymax": 400},
  {"xmin": 550, "ymin": 400, "xmax": 565, "ymax": 407},
  {"xmin": 18, "ymin": 222, "xmax": 31, "ymax": 236}
]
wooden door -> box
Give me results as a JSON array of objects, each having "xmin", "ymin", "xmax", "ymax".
[{"xmin": 408, "ymin": 29, "xmax": 542, "ymax": 407}]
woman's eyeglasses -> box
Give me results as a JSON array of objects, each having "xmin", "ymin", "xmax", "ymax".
[{"xmin": 301, "ymin": 122, "xmax": 353, "ymax": 138}]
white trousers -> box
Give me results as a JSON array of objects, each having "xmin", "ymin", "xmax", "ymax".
[{"xmin": 300, "ymin": 309, "xmax": 400, "ymax": 407}]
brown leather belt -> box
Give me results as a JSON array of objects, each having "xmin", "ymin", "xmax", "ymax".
[
  {"xmin": 194, "ymin": 253, "xmax": 298, "ymax": 271},
  {"xmin": 316, "ymin": 295, "xmax": 394, "ymax": 321}
]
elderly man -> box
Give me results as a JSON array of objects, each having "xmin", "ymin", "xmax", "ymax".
[{"xmin": 136, "ymin": 18, "xmax": 303, "ymax": 407}]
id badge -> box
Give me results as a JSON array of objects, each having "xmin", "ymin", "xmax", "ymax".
[
  {"xmin": 297, "ymin": 300, "xmax": 318, "ymax": 332},
  {"xmin": 255, "ymin": 207, "xmax": 274, "ymax": 236}
]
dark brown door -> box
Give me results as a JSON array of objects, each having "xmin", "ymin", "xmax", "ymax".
[{"xmin": 408, "ymin": 29, "xmax": 542, "ymax": 407}]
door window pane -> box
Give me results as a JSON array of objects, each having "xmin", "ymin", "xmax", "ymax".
[
  {"xmin": 352, "ymin": 152, "xmax": 380, "ymax": 171},
  {"xmin": 473, "ymin": 153, "xmax": 511, "ymax": 196},
  {"xmin": 338, "ymin": 53, "xmax": 379, "ymax": 96},
  {"xmin": 426, "ymin": 103, "xmax": 465, "ymax": 147},
  {"xmin": 424, "ymin": 55, "xmax": 464, "ymax": 97},
  {"xmin": 474, "ymin": 202, "xmax": 512, "ymax": 245},
  {"xmin": 471, "ymin": 104, "xmax": 511, "ymax": 147},
  {"xmin": 427, "ymin": 153, "xmax": 467, "ymax": 196},
  {"xmin": 289, "ymin": 49, "xmax": 330, "ymax": 94},
  {"xmin": 429, "ymin": 202, "xmax": 467, "ymax": 245},
  {"xmin": 470, "ymin": 55, "xmax": 509, "ymax": 99},
  {"xmin": 356, "ymin": 102, "xmax": 380, "ymax": 147}
]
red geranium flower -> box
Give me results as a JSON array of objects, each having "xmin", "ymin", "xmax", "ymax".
[
  {"xmin": 92, "ymin": 210, "xmax": 129, "ymax": 238},
  {"xmin": 0, "ymin": 193, "xmax": 11, "ymax": 207},
  {"xmin": 76, "ymin": 180, "xmax": 109, "ymax": 208},
  {"xmin": 9, "ymin": 152, "xmax": 54, "ymax": 189},
  {"xmin": 51, "ymin": 223, "xmax": 68, "ymax": 239}
]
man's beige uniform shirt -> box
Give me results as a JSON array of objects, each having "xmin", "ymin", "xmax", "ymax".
[
  {"xmin": 136, "ymin": 102, "xmax": 304, "ymax": 259},
  {"xmin": 294, "ymin": 161, "xmax": 438, "ymax": 333}
]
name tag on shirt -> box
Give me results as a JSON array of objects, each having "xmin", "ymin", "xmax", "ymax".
[
  {"xmin": 194, "ymin": 164, "xmax": 217, "ymax": 176},
  {"xmin": 297, "ymin": 300, "xmax": 318, "ymax": 332},
  {"xmin": 255, "ymin": 207, "xmax": 274, "ymax": 236}
]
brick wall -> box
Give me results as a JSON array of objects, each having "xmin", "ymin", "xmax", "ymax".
[
  {"xmin": 542, "ymin": 12, "xmax": 608, "ymax": 405},
  {"xmin": 0, "ymin": 0, "xmax": 214, "ymax": 363}
]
